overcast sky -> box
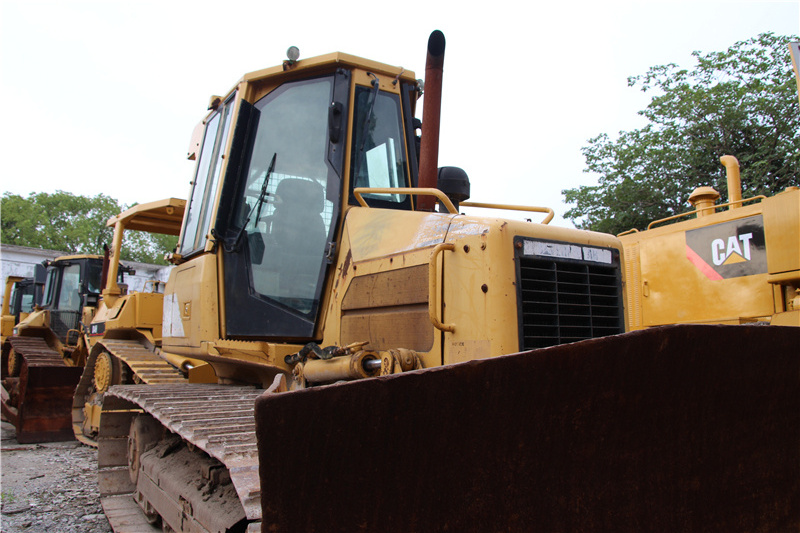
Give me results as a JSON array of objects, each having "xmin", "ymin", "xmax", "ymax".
[{"xmin": 1, "ymin": 0, "xmax": 797, "ymax": 228}]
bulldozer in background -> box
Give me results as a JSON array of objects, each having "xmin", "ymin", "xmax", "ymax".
[
  {"xmin": 1, "ymin": 254, "xmax": 105, "ymax": 442},
  {"xmin": 614, "ymin": 41, "xmax": 800, "ymax": 329},
  {"xmin": 71, "ymin": 197, "xmax": 212, "ymax": 446},
  {"xmin": 95, "ymin": 31, "xmax": 799, "ymax": 533},
  {"xmin": 1, "ymin": 198, "xmax": 207, "ymax": 444},
  {"xmin": 618, "ymin": 154, "xmax": 799, "ymax": 328},
  {"xmin": 1, "ymin": 270, "xmax": 45, "ymax": 343}
]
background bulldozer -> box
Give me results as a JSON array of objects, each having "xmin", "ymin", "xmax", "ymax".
[
  {"xmin": 1, "ymin": 253, "xmax": 104, "ymax": 442},
  {"xmin": 1, "ymin": 198, "xmax": 203, "ymax": 444},
  {"xmin": 1, "ymin": 271, "xmax": 44, "ymax": 342},
  {"xmin": 72, "ymin": 197, "xmax": 211, "ymax": 446},
  {"xmin": 619, "ymin": 155, "xmax": 798, "ymax": 329}
]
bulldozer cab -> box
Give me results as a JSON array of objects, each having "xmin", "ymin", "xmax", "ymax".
[
  {"xmin": 177, "ymin": 55, "xmax": 419, "ymax": 341},
  {"xmin": 38, "ymin": 256, "xmax": 104, "ymax": 344},
  {"xmin": 10, "ymin": 278, "xmax": 43, "ymax": 321},
  {"xmin": 4, "ymin": 268, "xmax": 44, "ymax": 325}
]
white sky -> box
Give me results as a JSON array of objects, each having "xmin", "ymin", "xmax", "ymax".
[{"xmin": 1, "ymin": 0, "xmax": 797, "ymax": 228}]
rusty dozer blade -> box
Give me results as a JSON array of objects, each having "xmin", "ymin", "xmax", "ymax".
[
  {"xmin": 256, "ymin": 324, "xmax": 800, "ymax": 532},
  {"xmin": 2, "ymin": 336, "xmax": 82, "ymax": 443}
]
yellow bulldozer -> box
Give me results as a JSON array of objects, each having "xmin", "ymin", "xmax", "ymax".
[
  {"xmin": 616, "ymin": 41, "xmax": 800, "ymax": 330},
  {"xmin": 95, "ymin": 32, "xmax": 798, "ymax": 533},
  {"xmin": 1, "ymin": 254, "xmax": 104, "ymax": 442},
  {"xmin": 1, "ymin": 271, "xmax": 45, "ymax": 344},
  {"xmin": 619, "ymin": 155, "xmax": 799, "ymax": 328},
  {"xmin": 1, "ymin": 198, "xmax": 204, "ymax": 444},
  {"xmin": 96, "ymin": 31, "xmax": 624, "ymax": 531},
  {"xmin": 72, "ymin": 197, "xmax": 211, "ymax": 446}
]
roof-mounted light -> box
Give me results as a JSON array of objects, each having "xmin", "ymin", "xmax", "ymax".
[{"xmin": 284, "ymin": 46, "xmax": 300, "ymax": 70}]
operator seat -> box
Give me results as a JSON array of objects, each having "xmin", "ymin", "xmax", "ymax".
[{"xmin": 269, "ymin": 178, "xmax": 327, "ymax": 302}]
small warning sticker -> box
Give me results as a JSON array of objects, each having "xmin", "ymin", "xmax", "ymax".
[{"xmin": 523, "ymin": 240, "xmax": 613, "ymax": 265}]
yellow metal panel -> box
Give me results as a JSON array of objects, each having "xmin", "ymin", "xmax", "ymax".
[
  {"xmin": 442, "ymin": 229, "xmax": 518, "ymax": 364},
  {"xmin": 1, "ymin": 315, "xmax": 14, "ymax": 337},
  {"xmin": 340, "ymin": 265, "xmax": 432, "ymax": 352},
  {"xmin": 243, "ymin": 52, "xmax": 416, "ymax": 86},
  {"xmin": 322, "ymin": 209, "xmax": 446, "ymax": 368},
  {"xmin": 162, "ymin": 254, "xmax": 219, "ymax": 355},
  {"xmin": 763, "ymin": 188, "xmax": 800, "ymax": 275},
  {"xmin": 133, "ymin": 293, "xmax": 164, "ymax": 331},
  {"xmin": 343, "ymin": 207, "xmax": 452, "ymax": 262},
  {"xmin": 639, "ymin": 231, "xmax": 773, "ymax": 325},
  {"xmin": 772, "ymin": 309, "xmax": 800, "ymax": 326},
  {"xmin": 105, "ymin": 197, "xmax": 186, "ymax": 234},
  {"xmin": 624, "ymin": 241, "xmax": 643, "ymax": 330}
]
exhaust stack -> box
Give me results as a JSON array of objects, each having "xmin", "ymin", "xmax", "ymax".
[
  {"xmin": 417, "ymin": 30, "xmax": 446, "ymax": 212},
  {"xmin": 720, "ymin": 155, "xmax": 742, "ymax": 209}
]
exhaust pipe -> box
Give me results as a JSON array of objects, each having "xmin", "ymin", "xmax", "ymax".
[
  {"xmin": 720, "ymin": 155, "xmax": 742, "ymax": 209},
  {"xmin": 417, "ymin": 30, "xmax": 446, "ymax": 212}
]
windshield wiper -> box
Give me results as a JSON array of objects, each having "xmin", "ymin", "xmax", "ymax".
[
  {"xmin": 358, "ymin": 73, "xmax": 380, "ymax": 152},
  {"xmin": 227, "ymin": 152, "xmax": 277, "ymax": 252}
]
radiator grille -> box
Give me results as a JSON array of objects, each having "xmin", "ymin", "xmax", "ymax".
[{"xmin": 517, "ymin": 241, "xmax": 623, "ymax": 350}]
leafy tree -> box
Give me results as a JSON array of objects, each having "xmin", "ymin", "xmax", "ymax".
[
  {"xmin": 1, "ymin": 191, "xmax": 119, "ymax": 254},
  {"xmin": 1, "ymin": 191, "xmax": 178, "ymax": 265},
  {"xmin": 119, "ymin": 227, "xmax": 179, "ymax": 265},
  {"xmin": 563, "ymin": 32, "xmax": 800, "ymax": 235}
]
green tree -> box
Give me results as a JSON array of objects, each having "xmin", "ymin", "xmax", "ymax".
[
  {"xmin": 563, "ymin": 32, "xmax": 800, "ymax": 235},
  {"xmin": 1, "ymin": 191, "xmax": 178, "ymax": 265},
  {"xmin": 119, "ymin": 228, "xmax": 179, "ymax": 265},
  {"xmin": 1, "ymin": 191, "xmax": 120, "ymax": 254}
]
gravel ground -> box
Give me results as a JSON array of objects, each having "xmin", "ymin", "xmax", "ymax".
[{"xmin": 1, "ymin": 421, "xmax": 112, "ymax": 533}]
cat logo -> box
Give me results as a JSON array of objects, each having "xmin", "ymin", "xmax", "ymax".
[
  {"xmin": 685, "ymin": 215, "xmax": 767, "ymax": 280},
  {"xmin": 711, "ymin": 233, "xmax": 755, "ymax": 266}
]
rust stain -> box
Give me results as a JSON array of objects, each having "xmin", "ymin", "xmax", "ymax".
[
  {"xmin": 342, "ymin": 250, "xmax": 352, "ymax": 278},
  {"xmin": 335, "ymin": 250, "xmax": 353, "ymax": 291}
]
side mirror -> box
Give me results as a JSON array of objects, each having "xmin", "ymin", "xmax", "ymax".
[{"xmin": 437, "ymin": 166, "xmax": 470, "ymax": 210}]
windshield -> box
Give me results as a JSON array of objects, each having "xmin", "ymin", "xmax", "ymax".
[{"xmin": 231, "ymin": 76, "xmax": 337, "ymax": 316}]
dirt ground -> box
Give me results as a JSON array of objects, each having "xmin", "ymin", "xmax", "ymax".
[{"xmin": 0, "ymin": 421, "xmax": 111, "ymax": 533}]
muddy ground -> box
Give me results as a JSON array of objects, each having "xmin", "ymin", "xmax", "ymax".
[{"xmin": 0, "ymin": 421, "xmax": 111, "ymax": 533}]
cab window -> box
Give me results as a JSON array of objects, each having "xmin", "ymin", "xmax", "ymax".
[{"xmin": 350, "ymin": 85, "xmax": 411, "ymax": 207}]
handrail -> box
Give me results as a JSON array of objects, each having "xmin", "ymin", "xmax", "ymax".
[
  {"xmin": 646, "ymin": 196, "xmax": 766, "ymax": 230},
  {"xmin": 429, "ymin": 243, "xmax": 455, "ymax": 333},
  {"xmin": 460, "ymin": 201, "xmax": 554, "ymax": 224},
  {"xmin": 353, "ymin": 187, "xmax": 458, "ymax": 214}
]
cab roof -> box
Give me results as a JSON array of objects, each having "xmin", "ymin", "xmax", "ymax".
[{"xmin": 242, "ymin": 52, "xmax": 417, "ymax": 85}]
